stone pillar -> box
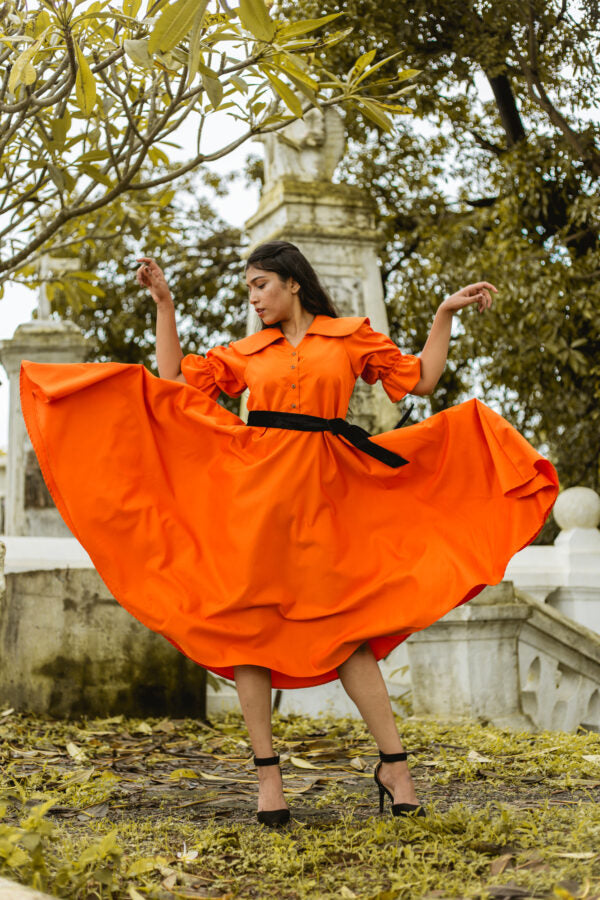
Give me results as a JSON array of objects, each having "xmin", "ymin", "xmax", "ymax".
[
  {"xmin": 241, "ymin": 107, "xmax": 402, "ymax": 433},
  {"xmin": 0, "ymin": 320, "xmax": 87, "ymax": 536},
  {"xmin": 545, "ymin": 487, "xmax": 600, "ymax": 632},
  {"xmin": 505, "ymin": 486, "xmax": 600, "ymax": 629}
]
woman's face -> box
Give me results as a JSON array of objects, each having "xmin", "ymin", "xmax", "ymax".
[{"xmin": 245, "ymin": 265, "xmax": 300, "ymax": 325}]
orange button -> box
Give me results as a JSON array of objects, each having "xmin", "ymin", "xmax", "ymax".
[{"xmin": 291, "ymin": 384, "xmax": 296, "ymax": 389}]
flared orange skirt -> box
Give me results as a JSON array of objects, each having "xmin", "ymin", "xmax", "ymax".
[{"xmin": 20, "ymin": 360, "xmax": 558, "ymax": 688}]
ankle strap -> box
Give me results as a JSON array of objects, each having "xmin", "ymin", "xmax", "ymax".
[
  {"xmin": 379, "ymin": 750, "xmax": 407, "ymax": 762},
  {"xmin": 253, "ymin": 754, "xmax": 280, "ymax": 767}
]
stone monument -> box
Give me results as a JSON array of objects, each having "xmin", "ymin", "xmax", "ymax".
[{"xmin": 0, "ymin": 257, "xmax": 87, "ymax": 536}]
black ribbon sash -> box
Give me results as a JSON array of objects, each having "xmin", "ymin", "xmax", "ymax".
[{"xmin": 246, "ymin": 410, "xmax": 409, "ymax": 469}]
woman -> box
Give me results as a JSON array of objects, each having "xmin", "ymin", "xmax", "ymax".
[{"xmin": 20, "ymin": 240, "xmax": 558, "ymax": 827}]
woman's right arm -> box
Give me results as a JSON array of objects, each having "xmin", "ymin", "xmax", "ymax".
[{"xmin": 136, "ymin": 256, "xmax": 185, "ymax": 381}]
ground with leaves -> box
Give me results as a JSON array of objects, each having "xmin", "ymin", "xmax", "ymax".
[{"xmin": 1, "ymin": 707, "xmax": 599, "ymax": 899}]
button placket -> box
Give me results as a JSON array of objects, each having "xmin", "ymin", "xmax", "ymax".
[{"xmin": 291, "ymin": 350, "xmax": 299, "ymax": 410}]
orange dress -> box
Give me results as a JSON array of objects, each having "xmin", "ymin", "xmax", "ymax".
[{"xmin": 20, "ymin": 315, "xmax": 558, "ymax": 688}]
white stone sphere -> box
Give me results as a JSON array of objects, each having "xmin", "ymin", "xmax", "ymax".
[{"xmin": 553, "ymin": 487, "xmax": 600, "ymax": 531}]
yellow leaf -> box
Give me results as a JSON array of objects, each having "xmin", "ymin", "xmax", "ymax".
[
  {"xmin": 9, "ymin": 45, "xmax": 37, "ymax": 93},
  {"xmin": 277, "ymin": 12, "xmax": 342, "ymax": 40},
  {"xmin": 262, "ymin": 69, "xmax": 302, "ymax": 116},
  {"xmin": 169, "ymin": 768, "xmax": 199, "ymax": 779},
  {"xmin": 79, "ymin": 163, "xmax": 113, "ymax": 188},
  {"xmin": 51, "ymin": 113, "xmax": 70, "ymax": 146},
  {"xmin": 123, "ymin": 0, "xmax": 142, "ymax": 17},
  {"xmin": 126, "ymin": 857, "xmax": 161, "ymax": 876},
  {"xmin": 66, "ymin": 741, "xmax": 88, "ymax": 762},
  {"xmin": 353, "ymin": 51, "xmax": 403, "ymax": 88},
  {"xmin": 187, "ymin": 0, "xmax": 210, "ymax": 85},
  {"xmin": 239, "ymin": 0, "xmax": 275, "ymax": 42},
  {"xmin": 289, "ymin": 756, "xmax": 321, "ymax": 770},
  {"xmin": 22, "ymin": 61, "xmax": 37, "ymax": 85},
  {"xmin": 201, "ymin": 71, "xmax": 223, "ymax": 110},
  {"xmin": 132, "ymin": 721, "xmax": 153, "ymax": 734},
  {"xmin": 74, "ymin": 43, "xmax": 96, "ymax": 115},
  {"xmin": 123, "ymin": 38, "xmax": 153, "ymax": 68},
  {"xmin": 357, "ymin": 99, "xmax": 393, "ymax": 132},
  {"xmin": 148, "ymin": 0, "xmax": 205, "ymax": 55},
  {"xmin": 349, "ymin": 48, "xmax": 376, "ymax": 80},
  {"xmin": 276, "ymin": 55, "xmax": 319, "ymax": 91}
]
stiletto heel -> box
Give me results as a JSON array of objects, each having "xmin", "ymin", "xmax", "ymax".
[
  {"xmin": 374, "ymin": 750, "xmax": 426, "ymax": 818},
  {"xmin": 254, "ymin": 754, "xmax": 290, "ymax": 827}
]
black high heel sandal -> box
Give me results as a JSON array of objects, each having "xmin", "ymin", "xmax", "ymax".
[
  {"xmin": 254, "ymin": 754, "xmax": 290, "ymax": 827},
  {"xmin": 374, "ymin": 750, "xmax": 426, "ymax": 818}
]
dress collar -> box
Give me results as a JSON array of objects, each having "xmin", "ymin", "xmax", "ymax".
[{"xmin": 232, "ymin": 315, "xmax": 369, "ymax": 355}]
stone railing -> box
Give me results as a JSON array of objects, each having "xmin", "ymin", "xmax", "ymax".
[{"xmin": 407, "ymin": 581, "xmax": 600, "ymax": 732}]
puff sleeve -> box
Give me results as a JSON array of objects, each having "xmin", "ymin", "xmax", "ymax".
[
  {"xmin": 180, "ymin": 343, "xmax": 247, "ymax": 398},
  {"xmin": 343, "ymin": 320, "xmax": 421, "ymax": 402}
]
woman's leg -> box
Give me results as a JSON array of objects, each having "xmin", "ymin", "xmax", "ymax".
[
  {"xmin": 337, "ymin": 643, "xmax": 420, "ymax": 805},
  {"xmin": 234, "ymin": 664, "xmax": 287, "ymax": 812}
]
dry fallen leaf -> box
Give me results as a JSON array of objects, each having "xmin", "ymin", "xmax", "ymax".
[
  {"xmin": 490, "ymin": 853, "xmax": 514, "ymax": 875},
  {"xmin": 289, "ymin": 756, "xmax": 322, "ymax": 770},
  {"xmin": 468, "ymin": 749, "xmax": 493, "ymax": 763},
  {"xmin": 350, "ymin": 756, "xmax": 367, "ymax": 771},
  {"xmin": 132, "ymin": 722, "xmax": 153, "ymax": 735},
  {"xmin": 66, "ymin": 742, "xmax": 87, "ymax": 762}
]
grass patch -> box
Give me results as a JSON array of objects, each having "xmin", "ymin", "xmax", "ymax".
[{"xmin": 0, "ymin": 707, "xmax": 599, "ymax": 898}]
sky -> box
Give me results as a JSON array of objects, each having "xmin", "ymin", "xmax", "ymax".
[{"xmin": 0, "ymin": 111, "xmax": 260, "ymax": 450}]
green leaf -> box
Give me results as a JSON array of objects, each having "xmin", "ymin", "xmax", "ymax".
[
  {"xmin": 148, "ymin": 0, "xmax": 205, "ymax": 55},
  {"xmin": 262, "ymin": 68, "xmax": 303, "ymax": 116},
  {"xmin": 123, "ymin": 38, "xmax": 153, "ymax": 68},
  {"xmin": 239, "ymin": 0, "xmax": 276, "ymax": 42},
  {"xmin": 277, "ymin": 12, "xmax": 342, "ymax": 39},
  {"xmin": 74, "ymin": 43, "xmax": 96, "ymax": 115}
]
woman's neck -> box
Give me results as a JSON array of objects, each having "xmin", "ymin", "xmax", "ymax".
[{"xmin": 279, "ymin": 309, "xmax": 317, "ymax": 345}]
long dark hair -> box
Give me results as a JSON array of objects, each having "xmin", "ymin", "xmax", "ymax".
[{"xmin": 245, "ymin": 240, "xmax": 338, "ymax": 324}]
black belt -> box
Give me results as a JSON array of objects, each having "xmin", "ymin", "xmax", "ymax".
[{"xmin": 247, "ymin": 411, "xmax": 409, "ymax": 469}]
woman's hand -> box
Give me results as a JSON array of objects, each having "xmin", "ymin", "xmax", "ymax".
[
  {"xmin": 136, "ymin": 256, "xmax": 172, "ymax": 305},
  {"xmin": 438, "ymin": 282, "xmax": 497, "ymax": 315}
]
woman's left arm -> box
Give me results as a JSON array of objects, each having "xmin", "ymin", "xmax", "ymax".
[{"xmin": 411, "ymin": 281, "xmax": 497, "ymax": 396}]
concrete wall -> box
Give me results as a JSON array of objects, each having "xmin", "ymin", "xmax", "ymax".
[{"xmin": 0, "ymin": 564, "xmax": 206, "ymax": 719}]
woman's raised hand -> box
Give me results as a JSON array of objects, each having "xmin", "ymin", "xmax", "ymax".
[
  {"xmin": 439, "ymin": 282, "xmax": 497, "ymax": 315},
  {"xmin": 136, "ymin": 256, "xmax": 172, "ymax": 305}
]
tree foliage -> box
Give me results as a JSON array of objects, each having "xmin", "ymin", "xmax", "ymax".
[
  {"xmin": 288, "ymin": 0, "xmax": 600, "ymax": 491},
  {"xmin": 50, "ymin": 166, "xmax": 248, "ymax": 409},
  {"xmin": 0, "ymin": 0, "xmax": 416, "ymax": 293}
]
